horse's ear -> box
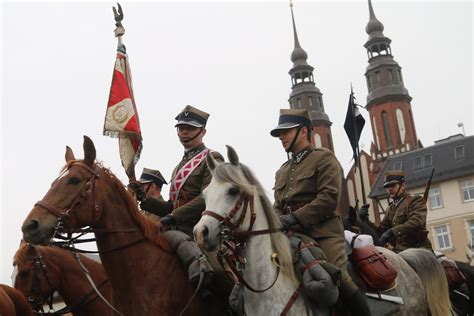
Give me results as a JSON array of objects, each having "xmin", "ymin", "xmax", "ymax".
[
  {"xmin": 83, "ymin": 135, "xmax": 96, "ymax": 166},
  {"xmin": 206, "ymin": 153, "xmax": 217, "ymax": 171},
  {"xmin": 226, "ymin": 145, "xmax": 239, "ymax": 166},
  {"xmin": 65, "ymin": 146, "xmax": 75, "ymax": 162}
]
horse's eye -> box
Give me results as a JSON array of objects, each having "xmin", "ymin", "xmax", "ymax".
[
  {"xmin": 228, "ymin": 187, "xmax": 240, "ymax": 196},
  {"xmin": 68, "ymin": 177, "xmax": 81, "ymax": 185}
]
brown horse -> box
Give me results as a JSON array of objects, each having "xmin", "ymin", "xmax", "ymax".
[
  {"xmin": 0, "ymin": 284, "xmax": 33, "ymax": 316},
  {"xmin": 21, "ymin": 136, "xmax": 225, "ymax": 316},
  {"xmin": 13, "ymin": 243, "xmax": 114, "ymax": 315}
]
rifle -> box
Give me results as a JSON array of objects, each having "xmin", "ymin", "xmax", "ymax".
[{"xmin": 422, "ymin": 168, "xmax": 435, "ymax": 203}]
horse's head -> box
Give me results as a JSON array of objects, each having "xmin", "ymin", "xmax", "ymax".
[
  {"xmin": 194, "ymin": 145, "xmax": 257, "ymax": 251},
  {"xmin": 22, "ymin": 136, "xmax": 99, "ymax": 245},
  {"xmin": 13, "ymin": 243, "xmax": 60, "ymax": 310}
]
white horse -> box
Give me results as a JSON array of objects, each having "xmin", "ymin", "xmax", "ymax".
[
  {"xmin": 194, "ymin": 146, "xmax": 452, "ymax": 316},
  {"xmin": 194, "ymin": 146, "xmax": 318, "ymax": 315}
]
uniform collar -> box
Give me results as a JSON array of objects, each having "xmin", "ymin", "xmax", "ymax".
[
  {"xmin": 291, "ymin": 146, "xmax": 313, "ymax": 164},
  {"xmin": 392, "ymin": 191, "xmax": 408, "ymax": 206},
  {"xmin": 183, "ymin": 143, "xmax": 206, "ymax": 159}
]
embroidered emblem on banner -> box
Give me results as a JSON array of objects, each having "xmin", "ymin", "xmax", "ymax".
[{"xmin": 169, "ymin": 149, "xmax": 210, "ymax": 208}]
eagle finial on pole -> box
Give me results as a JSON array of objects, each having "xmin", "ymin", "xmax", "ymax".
[{"xmin": 113, "ymin": 3, "xmax": 125, "ymax": 41}]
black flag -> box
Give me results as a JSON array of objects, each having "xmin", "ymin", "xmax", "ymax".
[{"xmin": 344, "ymin": 90, "xmax": 365, "ymax": 161}]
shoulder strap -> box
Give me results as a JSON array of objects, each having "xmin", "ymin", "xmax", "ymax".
[
  {"xmin": 351, "ymin": 234, "xmax": 360, "ymax": 249},
  {"xmin": 169, "ymin": 149, "xmax": 210, "ymax": 207}
]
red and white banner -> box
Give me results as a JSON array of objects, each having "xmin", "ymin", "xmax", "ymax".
[{"xmin": 104, "ymin": 46, "xmax": 142, "ymax": 179}]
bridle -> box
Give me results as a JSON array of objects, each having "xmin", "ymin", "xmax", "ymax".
[
  {"xmin": 202, "ymin": 192, "xmax": 281, "ymax": 293},
  {"xmin": 22, "ymin": 246, "xmax": 56, "ymax": 313},
  {"xmin": 20, "ymin": 245, "xmax": 110, "ymax": 315},
  {"xmin": 34, "ymin": 161, "xmax": 101, "ymax": 238},
  {"xmin": 33, "ymin": 161, "xmax": 146, "ymax": 249}
]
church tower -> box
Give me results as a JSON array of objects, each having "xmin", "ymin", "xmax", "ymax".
[
  {"xmin": 288, "ymin": 3, "xmax": 334, "ymax": 152},
  {"xmin": 364, "ymin": 0, "xmax": 420, "ymax": 170}
]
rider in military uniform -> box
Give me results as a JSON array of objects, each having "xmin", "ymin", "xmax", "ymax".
[
  {"xmin": 362, "ymin": 171, "xmax": 432, "ymax": 251},
  {"xmin": 136, "ymin": 168, "xmax": 167, "ymax": 221},
  {"xmin": 130, "ymin": 105, "xmax": 223, "ymax": 297},
  {"xmin": 137, "ymin": 105, "xmax": 223, "ymax": 235},
  {"xmin": 271, "ymin": 109, "xmax": 371, "ymax": 316}
]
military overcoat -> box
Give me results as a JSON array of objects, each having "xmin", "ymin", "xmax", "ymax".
[
  {"xmin": 374, "ymin": 191, "xmax": 432, "ymax": 250},
  {"xmin": 140, "ymin": 143, "xmax": 223, "ymax": 235}
]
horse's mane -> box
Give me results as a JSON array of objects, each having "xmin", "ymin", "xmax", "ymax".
[
  {"xmin": 212, "ymin": 162, "xmax": 297, "ymax": 284},
  {"xmin": 60, "ymin": 161, "xmax": 170, "ymax": 252},
  {"xmin": 96, "ymin": 165, "xmax": 171, "ymax": 252},
  {"xmin": 13, "ymin": 243, "xmax": 31, "ymax": 265}
]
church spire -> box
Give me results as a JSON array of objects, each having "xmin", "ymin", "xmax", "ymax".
[
  {"xmin": 287, "ymin": 1, "xmax": 334, "ymax": 152},
  {"xmin": 366, "ymin": 0, "xmax": 384, "ymax": 35},
  {"xmin": 363, "ymin": 0, "xmax": 419, "ymax": 164},
  {"xmin": 290, "ymin": 1, "xmax": 308, "ymax": 66}
]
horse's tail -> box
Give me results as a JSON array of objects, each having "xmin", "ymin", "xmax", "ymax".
[{"xmin": 398, "ymin": 248, "xmax": 452, "ymax": 316}]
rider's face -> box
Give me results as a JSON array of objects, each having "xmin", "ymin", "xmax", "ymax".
[
  {"xmin": 177, "ymin": 125, "xmax": 205, "ymax": 149},
  {"xmin": 386, "ymin": 183, "xmax": 404, "ymax": 198}
]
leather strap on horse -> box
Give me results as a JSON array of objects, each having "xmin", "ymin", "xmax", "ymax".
[
  {"xmin": 280, "ymin": 284, "xmax": 303, "ymax": 316},
  {"xmin": 178, "ymin": 255, "xmax": 207, "ymax": 316},
  {"xmin": 48, "ymin": 278, "xmax": 109, "ymax": 315},
  {"xmin": 74, "ymin": 253, "xmax": 123, "ymax": 316},
  {"xmin": 221, "ymin": 251, "xmax": 280, "ymax": 293}
]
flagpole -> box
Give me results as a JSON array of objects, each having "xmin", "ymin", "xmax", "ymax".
[{"xmin": 351, "ymin": 85, "xmax": 367, "ymax": 206}]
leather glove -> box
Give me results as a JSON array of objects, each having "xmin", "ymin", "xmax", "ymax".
[
  {"xmin": 280, "ymin": 214, "xmax": 299, "ymax": 231},
  {"xmin": 379, "ymin": 229, "xmax": 394, "ymax": 246},
  {"xmin": 127, "ymin": 181, "xmax": 146, "ymax": 202},
  {"xmin": 359, "ymin": 204, "xmax": 370, "ymax": 222},
  {"xmin": 160, "ymin": 214, "xmax": 176, "ymax": 228}
]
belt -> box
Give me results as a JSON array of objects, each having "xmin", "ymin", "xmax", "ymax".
[{"xmin": 285, "ymin": 202, "xmax": 307, "ymax": 214}]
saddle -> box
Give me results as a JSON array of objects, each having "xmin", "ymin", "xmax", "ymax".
[
  {"xmin": 435, "ymin": 252, "xmax": 466, "ymax": 289},
  {"xmin": 348, "ymin": 234, "xmax": 398, "ymax": 292}
]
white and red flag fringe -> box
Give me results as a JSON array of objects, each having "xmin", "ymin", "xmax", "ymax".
[{"xmin": 103, "ymin": 44, "xmax": 142, "ymax": 180}]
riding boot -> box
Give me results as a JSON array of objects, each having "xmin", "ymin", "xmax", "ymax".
[
  {"xmin": 347, "ymin": 290, "xmax": 372, "ymax": 316},
  {"xmin": 164, "ymin": 230, "xmax": 215, "ymax": 297},
  {"xmin": 187, "ymin": 254, "xmax": 215, "ymax": 294}
]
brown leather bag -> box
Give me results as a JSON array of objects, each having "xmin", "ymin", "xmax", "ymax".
[
  {"xmin": 436, "ymin": 255, "xmax": 466, "ymax": 289},
  {"xmin": 349, "ymin": 236, "xmax": 398, "ymax": 291}
]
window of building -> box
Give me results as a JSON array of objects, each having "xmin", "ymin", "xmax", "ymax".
[
  {"xmin": 414, "ymin": 156, "xmax": 422, "ymax": 170},
  {"xmin": 308, "ymin": 96, "xmax": 313, "ymax": 107},
  {"xmin": 434, "ymin": 225, "xmax": 451, "ymax": 250},
  {"xmin": 375, "ymin": 71, "xmax": 380, "ymax": 82},
  {"xmin": 469, "ymin": 221, "xmax": 474, "ymax": 248},
  {"xmin": 382, "ymin": 111, "xmax": 392, "ymax": 148},
  {"xmin": 428, "ymin": 187, "xmax": 443, "ymax": 209},
  {"xmin": 413, "ymin": 154, "xmax": 432, "ymax": 170},
  {"xmin": 423, "ymin": 154, "xmax": 432, "ymax": 167},
  {"xmin": 455, "ymin": 145, "xmax": 465, "ymax": 161},
  {"xmin": 460, "ymin": 180, "xmax": 474, "ymax": 202},
  {"xmin": 388, "ymin": 69, "xmax": 393, "ymax": 80},
  {"xmin": 393, "ymin": 161, "xmax": 403, "ymax": 171},
  {"xmin": 296, "ymin": 98, "xmax": 301, "ymax": 108}
]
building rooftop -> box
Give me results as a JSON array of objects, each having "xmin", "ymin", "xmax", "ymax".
[{"xmin": 369, "ymin": 134, "xmax": 474, "ymax": 198}]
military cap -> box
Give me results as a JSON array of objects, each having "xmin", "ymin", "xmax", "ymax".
[
  {"xmin": 383, "ymin": 171, "xmax": 405, "ymax": 188},
  {"xmin": 139, "ymin": 168, "xmax": 168, "ymax": 187},
  {"xmin": 270, "ymin": 109, "xmax": 313, "ymax": 137},
  {"xmin": 175, "ymin": 105, "xmax": 209, "ymax": 128}
]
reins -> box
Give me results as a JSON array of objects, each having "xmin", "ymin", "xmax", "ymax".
[{"xmin": 203, "ymin": 193, "xmax": 282, "ymax": 293}]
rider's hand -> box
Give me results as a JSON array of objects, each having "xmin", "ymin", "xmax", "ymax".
[
  {"xmin": 128, "ymin": 181, "xmax": 146, "ymax": 202},
  {"xmin": 359, "ymin": 204, "xmax": 370, "ymax": 222},
  {"xmin": 160, "ymin": 214, "xmax": 176, "ymax": 228},
  {"xmin": 279, "ymin": 214, "xmax": 299, "ymax": 231},
  {"xmin": 379, "ymin": 229, "xmax": 394, "ymax": 246}
]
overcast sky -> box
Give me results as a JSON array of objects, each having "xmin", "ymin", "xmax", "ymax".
[{"xmin": 1, "ymin": 1, "xmax": 472, "ymax": 284}]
